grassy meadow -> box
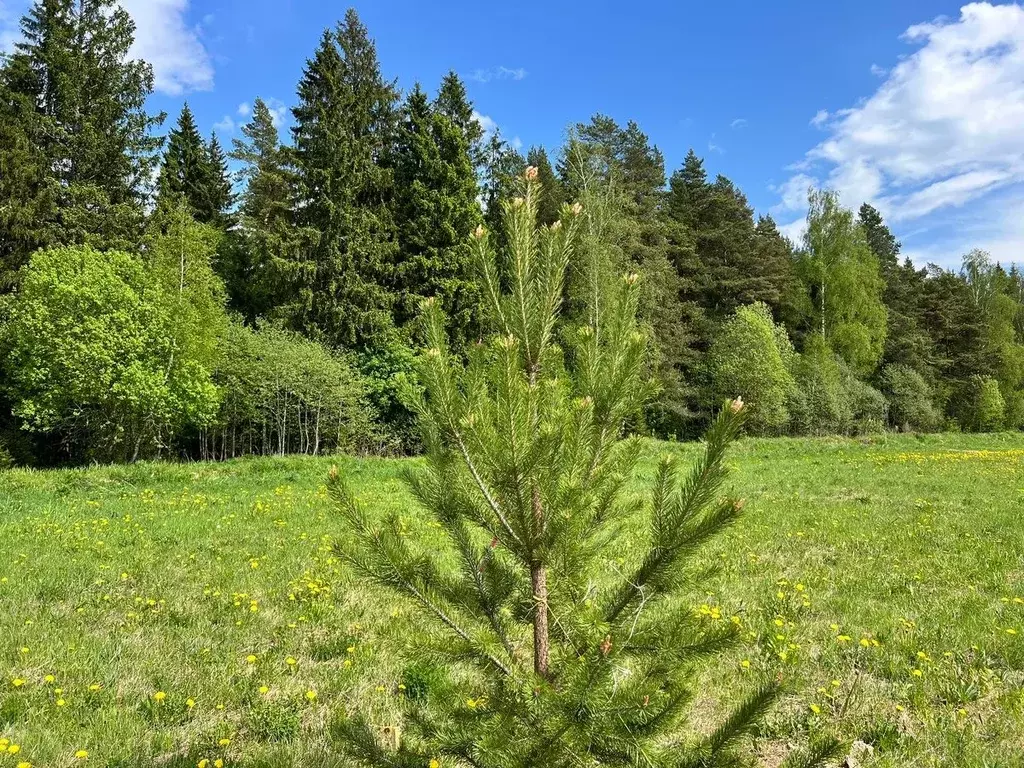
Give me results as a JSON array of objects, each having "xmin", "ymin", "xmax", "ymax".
[{"xmin": 0, "ymin": 432, "xmax": 1022, "ymax": 767}]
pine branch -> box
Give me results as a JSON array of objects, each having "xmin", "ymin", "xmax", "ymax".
[{"xmin": 777, "ymin": 738, "xmax": 846, "ymax": 768}]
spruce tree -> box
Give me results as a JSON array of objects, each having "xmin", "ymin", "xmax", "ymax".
[
  {"xmin": 481, "ymin": 131, "xmax": 527, "ymax": 237},
  {"xmin": 392, "ymin": 84, "xmax": 482, "ymax": 347},
  {"xmin": 289, "ymin": 10, "xmax": 400, "ymax": 350},
  {"xmin": 157, "ymin": 104, "xmax": 221, "ymax": 225},
  {"xmin": 434, "ymin": 70, "xmax": 485, "ymax": 168},
  {"xmin": 666, "ymin": 152, "xmax": 789, "ymax": 321},
  {"xmin": 206, "ymin": 132, "xmax": 235, "ymax": 228},
  {"xmin": 0, "ymin": 0, "xmax": 162, "ymax": 279},
  {"xmin": 329, "ymin": 171, "xmax": 839, "ymax": 767},
  {"xmin": 227, "ymin": 97, "xmax": 305, "ymax": 322}
]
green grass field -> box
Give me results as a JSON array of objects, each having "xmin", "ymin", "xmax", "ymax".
[{"xmin": 0, "ymin": 432, "xmax": 1022, "ymax": 767}]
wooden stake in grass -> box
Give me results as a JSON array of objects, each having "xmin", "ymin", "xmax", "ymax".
[{"xmin": 329, "ymin": 171, "xmax": 841, "ymax": 767}]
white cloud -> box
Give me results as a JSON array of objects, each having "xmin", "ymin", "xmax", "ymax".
[
  {"xmin": 265, "ymin": 98, "xmax": 288, "ymax": 129},
  {"xmin": 708, "ymin": 133, "xmax": 723, "ymax": 154},
  {"xmin": 472, "ymin": 110, "xmax": 498, "ymax": 139},
  {"xmin": 510, "ymin": 136, "xmax": 523, "ymax": 150},
  {"xmin": 730, "ymin": 118, "xmax": 748, "ymax": 129},
  {"xmin": 869, "ymin": 63, "xmax": 887, "ymax": 77},
  {"xmin": 771, "ymin": 173, "xmax": 818, "ymax": 213},
  {"xmin": 0, "ymin": 1, "xmax": 213, "ymax": 94},
  {"xmin": 467, "ymin": 65, "xmax": 527, "ymax": 83},
  {"xmin": 237, "ymin": 102, "xmax": 251, "ymax": 117},
  {"xmin": 776, "ymin": 2, "xmax": 1024, "ymax": 265},
  {"xmin": 213, "ymin": 115, "xmax": 235, "ymax": 134},
  {"xmin": 120, "ymin": 0, "xmax": 214, "ymax": 95}
]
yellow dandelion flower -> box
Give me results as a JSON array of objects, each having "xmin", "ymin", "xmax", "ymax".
[
  {"xmin": 305, "ymin": 690, "xmax": 317, "ymax": 701},
  {"xmin": 214, "ymin": 761, "xmax": 224, "ymax": 768},
  {"xmin": 286, "ymin": 657, "xmax": 297, "ymax": 666},
  {"xmin": 809, "ymin": 704, "xmax": 821, "ymax": 714},
  {"xmin": 8, "ymin": 744, "xmax": 21, "ymax": 755},
  {"xmin": 218, "ymin": 738, "xmax": 230, "ymax": 747},
  {"xmin": 88, "ymin": 684, "xmax": 101, "ymax": 692},
  {"xmin": 911, "ymin": 668, "xmax": 923, "ymax": 677},
  {"xmin": 44, "ymin": 675, "xmax": 55, "ymax": 684},
  {"xmin": 198, "ymin": 761, "xmax": 209, "ymax": 768},
  {"xmin": 430, "ymin": 761, "xmax": 440, "ymax": 768},
  {"xmin": 75, "ymin": 750, "xmax": 89, "ymax": 760},
  {"xmin": 17, "ymin": 761, "xmax": 32, "ymax": 768},
  {"xmin": 246, "ymin": 655, "xmax": 257, "ymax": 664},
  {"xmin": 56, "ymin": 698, "xmax": 66, "ymax": 706},
  {"xmin": 11, "ymin": 678, "xmax": 25, "ymax": 687},
  {"xmin": 859, "ymin": 638, "xmax": 870, "ymax": 648},
  {"xmin": 186, "ymin": 698, "xmax": 196, "ymax": 708},
  {"xmin": 153, "ymin": 691, "xmax": 167, "ymax": 702},
  {"xmin": 740, "ymin": 659, "xmax": 751, "ymax": 669}
]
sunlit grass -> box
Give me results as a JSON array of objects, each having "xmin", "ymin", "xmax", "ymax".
[{"xmin": 0, "ymin": 432, "xmax": 1021, "ymax": 767}]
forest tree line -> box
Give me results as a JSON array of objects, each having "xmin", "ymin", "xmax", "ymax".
[{"xmin": 1, "ymin": 0, "xmax": 1022, "ymax": 466}]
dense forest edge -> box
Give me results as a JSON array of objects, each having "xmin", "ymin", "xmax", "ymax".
[{"xmin": 1, "ymin": 2, "xmax": 1023, "ymax": 468}]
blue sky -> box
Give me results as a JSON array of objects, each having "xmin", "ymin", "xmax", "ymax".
[{"xmin": 3, "ymin": 0, "xmax": 1023, "ymax": 269}]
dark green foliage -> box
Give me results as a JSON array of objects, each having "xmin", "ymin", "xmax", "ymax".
[
  {"xmin": 288, "ymin": 10, "xmax": 400, "ymax": 350},
  {"xmin": 328, "ymin": 175, "xmax": 829, "ymax": 767},
  {"xmin": 226, "ymin": 97, "xmax": 307, "ymax": 322},
  {"xmin": 858, "ymin": 203, "xmax": 900, "ymax": 275},
  {"xmin": 0, "ymin": 0, "xmax": 161, "ymax": 280},
  {"xmin": 434, "ymin": 71, "xmax": 485, "ymax": 168},
  {"xmin": 206, "ymin": 133, "xmax": 235, "ymax": 228},
  {"xmin": 157, "ymin": 105, "xmax": 231, "ymax": 226},
  {"xmin": 392, "ymin": 84, "xmax": 482, "ymax": 347},
  {"xmin": 481, "ymin": 132, "xmax": 526, "ymax": 238},
  {"xmin": 526, "ymin": 146, "xmax": 565, "ymax": 226},
  {"xmin": 666, "ymin": 150, "xmax": 794, "ymax": 321}
]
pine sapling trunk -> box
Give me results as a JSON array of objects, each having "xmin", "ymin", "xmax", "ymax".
[{"xmin": 531, "ymin": 484, "xmax": 550, "ymax": 679}]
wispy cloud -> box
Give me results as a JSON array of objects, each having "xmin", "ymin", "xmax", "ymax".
[
  {"xmin": 237, "ymin": 103, "xmax": 251, "ymax": 117},
  {"xmin": 467, "ymin": 65, "xmax": 527, "ymax": 84},
  {"xmin": 730, "ymin": 118, "xmax": 747, "ymax": 129},
  {"xmin": 774, "ymin": 2, "xmax": 1024, "ymax": 267},
  {"xmin": 213, "ymin": 115, "xmax": 235, "ymax": 134},
  {"xmin": 708, "ymin": 133, "xmax": 724, "ymax": 154}
]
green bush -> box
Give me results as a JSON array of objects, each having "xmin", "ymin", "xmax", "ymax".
[
  {"xmin": 707, "ymin": 302, "xmax": 796, "ymax": 435},
  {"xmin": 845, "ymin": 373, "xmax": 887, "ymax": 434},
  {"xmin": 208, "ymin": 321, "xmax": 379, "ymax": 458},
  {"xmin": 1, "ymin": 245, "xmax": 221, "ymax": 462},
  {"xmin": 880, "ymin": 364, "xmax": 941, "ymax": 432},
  {"xmin": 960, "ymin": 375, "xmax": 1006, "ymax": 432},
  {"xmin": 790, "ymin": 334, "xmax": 852, "ymax": 435}
]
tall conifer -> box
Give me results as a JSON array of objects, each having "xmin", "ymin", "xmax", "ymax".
[{"xmin": 289, "ymin": 10, "xmax": 400, "ymax": 350}]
